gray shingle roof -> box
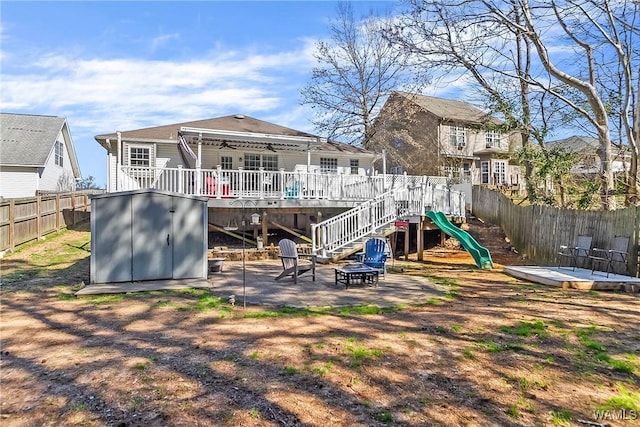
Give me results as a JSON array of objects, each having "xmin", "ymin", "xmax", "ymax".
[
  {"xmin": 95, "ymin": 114, "xmax": 316, "ymax": 143},
  {"xmin": 394, "ymin": 92, "xmax": 503, "ymax": 126},
  {"xmin": 546, "ymin": 136, "xmax": 599, "ymax": 153},
  {"xmin": 0, "ymin": 113, "xmax": 66, "ymax": 166},
  {"xmin": 95, "ymin": 114, "xmax": 369, "ymax": 154}
]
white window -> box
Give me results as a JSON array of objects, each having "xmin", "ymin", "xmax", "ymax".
[
  {"xmin": 480, "ymin": 161, "xmax": 490, "ymax": 184},
  {"xmin": 350, "ymin": 159, "xmax": 359, "ymax": 174},
  {"xmin": 390, "ymin": 166, "xmax": 403, "ymax": 175},
  {"xmin": 462, "ymin": 162, "xmax": 471, "ymax": 180},
  {"xmin": 320, "ymin": 157, "xmax": 338, "ymax": 174},
  {"xmin": 485, "ymin": 130, "xmax": 502, "ymax": 148},
  {"xmin": 221, "ymin": 156, "xmax": 233, "ymax": 170},
  {"xmin": 54, "ymin": 140, "xmax": 64, "ymax": 167},
  {"xmin": 244, "ymin": 154, "xmax": 278, "ymax": 171},
  {"xmin": 443, "ymin": 162, "xmax": 472, "ymax": 182},
  {"xmin": 449, "ymin": 125, "xmax": 466, "ymax": 149},
  {"xmin": 262, "ymin": 154, "xmax": 278, "ymax": 171},
  {"xmin": 494, "ymin": 161, "xmax": 507, "ymax": 184},
  {"xmin": 129, "ymin": 146, "xmax": 150, "ymax": 167}
]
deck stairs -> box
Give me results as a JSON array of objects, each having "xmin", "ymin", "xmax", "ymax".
[
  {"xmin": 312, "ymin": 184, "xmax": 464, "ymax": 262},
  {"xmin": 320, "ymin": 224, "xmax": 396, "ymax": 262}
]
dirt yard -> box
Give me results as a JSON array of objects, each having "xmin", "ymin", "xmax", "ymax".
[{"xmin": 1, "ymin": 219, "xmax": 639, "ymax": 426}]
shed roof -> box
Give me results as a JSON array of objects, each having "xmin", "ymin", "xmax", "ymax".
[
  {"xmin": 394, "ymin": 92, "xmax": 503, "ymax": 126},
  {"xmin": 0, "ymin": 113, "xmax": 67, "ymax": 166}
]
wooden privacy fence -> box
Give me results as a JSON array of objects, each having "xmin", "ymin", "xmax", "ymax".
[
  {"xmin": 472, "ymin": 186, "xmax": 640, "ymax": 277},
  {"xmin": 0, "ymin": 191, "xmax": 100, "ymax": 253}
]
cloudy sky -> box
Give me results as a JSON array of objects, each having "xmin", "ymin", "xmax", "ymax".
[{"xmin": 2, "ymin": 1, "xmax": 420, "ymax": 187}]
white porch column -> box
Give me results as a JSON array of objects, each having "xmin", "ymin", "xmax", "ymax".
[
  {"xmin": 106, "ymin": 138, "xmax": 112, "ymax": 192},
  {"xmin": 116, "ymin": 132, "xmax": 122, "ymax": 192},
  {"xmin": 196, "ymin": 133, "xmax": 202, "ymax": 196},
  {"xmin": 216, "ymin": 165, "xmax": 223, "ymax": 200}
]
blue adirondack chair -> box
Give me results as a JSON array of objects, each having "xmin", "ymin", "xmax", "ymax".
[
  {"xmin": 355, "ymin": 238, "xmax": 388, "ymax": 278},
  {"xmin": 285, "ymin": 181, "xmax": 302, "ymax": 199}
]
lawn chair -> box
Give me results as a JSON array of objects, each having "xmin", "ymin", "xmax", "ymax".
[
  {"xmin": 355, "ymin": 238, "xmax": 388, "ymax": 278},
  {"xmin": 589, "ymin": 235, "xmax": 630, "ymax": 277},
  {"xmin": 275, "ymin": 238, "xmax": 316, "ymax": 284},
  {"xmin": 558, "ymin": 235, "xmax": 592, "ymax": 271}
]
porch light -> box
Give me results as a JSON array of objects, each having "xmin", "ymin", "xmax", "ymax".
[{"xmin": 250, "ymin": 212, "xmax": 261, "ymax": 226}]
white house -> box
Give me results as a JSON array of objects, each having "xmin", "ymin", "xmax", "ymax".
[
  {"xmin": 0, "ymin": 113, "xmax": 81, "ymax": 199},
  {"xmin": 94, "ymin": 114, "xmax": 379, "ymax": 196}
]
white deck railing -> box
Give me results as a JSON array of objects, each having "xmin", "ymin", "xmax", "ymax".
[
  {"xmin": 117, "ymin": 166, "xmax": 449, "ymax": 202},
  {"xmin": 311, "ymin": 184, "xmax": 465, "ymax": 258},
  {"xmin": 116, "ymin": 165, "xmax": 464, "ymax": 259}
]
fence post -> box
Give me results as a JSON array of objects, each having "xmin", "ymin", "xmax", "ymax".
[
  {"xmin": 36, "ymin": 195, "xmax": 42, "ymax": 239},
  {"xmin": 71, "ymin": 192, "xmax": 77, "ymax": 226},
  {"xmin": 9, "ymin": 199, "xmax": 15, "ymax": 251},
  {"xmin": 55, "ymin": 194, "xmax": 61, "ymax": 232}
]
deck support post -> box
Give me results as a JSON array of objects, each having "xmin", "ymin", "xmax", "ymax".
[
  {"xmin": 417, "ymin": 216, "xmax": 424, "ymax": 261},
  {"xmin": 404, "ymin": 223, "xmax": 410, "ymax": 261},
  {"xmin": 261, "ymin": 211, "xmax": 268, "ymax": 246}
]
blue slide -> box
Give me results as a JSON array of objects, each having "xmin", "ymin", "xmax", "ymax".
[{"xmin": 426, "ymin": 211, "xmax": 493, "ymax": 269}]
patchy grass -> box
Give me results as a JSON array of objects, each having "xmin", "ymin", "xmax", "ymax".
[
  {"xmin": 2, "ymin": 223, "xmax": 639, "ymax": 426},
  {"xmin": 500, "ymin": 319, "xmax": 548, "ymax": 338}
]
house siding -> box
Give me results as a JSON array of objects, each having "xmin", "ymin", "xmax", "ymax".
[
  {"xmin": 39, "ymin": 129, "xmax": 77, "ymax": 192},
  {"xmin": 0, "ymin": 166, "xmax": 39, "ymax": 198},
  {"xmin": 124, "ymin": 142, "xmax": 370, "ymax": 175},
  {"xmin": 370, "ymin": 92, "xmax": 523, "ymax": 186}
]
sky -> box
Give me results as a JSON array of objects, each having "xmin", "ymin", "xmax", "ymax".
[
  {"xmin": 2, "ymin": 0, "xmax": 413, "ymax": 188},
  {"xmin": 3, "ymin": 1, "xmax": 620, "ymax": 188}
]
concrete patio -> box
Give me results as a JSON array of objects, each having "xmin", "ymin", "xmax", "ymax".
[{"xmin": 76, "ymin": 259, "xmax": 446, "ymax": 307}]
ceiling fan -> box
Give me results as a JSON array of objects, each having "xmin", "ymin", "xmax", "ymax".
[{"xmin": 219, "ymin": 141, "xmax": 236, "ymax": 150}]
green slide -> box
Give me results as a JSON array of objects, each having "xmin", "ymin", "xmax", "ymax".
[{"xmin": 426, "ymin": 211, "xmax": 493, "ymax": 269}]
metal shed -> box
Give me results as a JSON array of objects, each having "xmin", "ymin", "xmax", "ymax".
[{"xmin": 90, "ymin": 189, "xmax": 208, "ymax": 284}]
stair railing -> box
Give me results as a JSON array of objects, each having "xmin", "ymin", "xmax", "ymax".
[{"xmin": 311, "ymin": 183, "xmax": 465, "ymax": 259}]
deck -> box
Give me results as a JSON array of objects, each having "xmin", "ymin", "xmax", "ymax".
[{"xmin": 503, "ymin": 266, "xmax": 640, "ymax": 291}]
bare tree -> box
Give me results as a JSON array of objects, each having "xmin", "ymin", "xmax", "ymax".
[
  {"xmin": 481, "ymin": 0, "xmax": 639, "ymax": 210},
  {"xmin": 301, "ymin": 2, "xmax": 416, "ymax": 147},
  {"xmin": 384, "ymin": 0, "xmax": 546, "ymax": 201}
]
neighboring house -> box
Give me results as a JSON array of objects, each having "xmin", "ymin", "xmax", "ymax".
[
  {"xmin": 0, "ymin": 113, "xmax": 81, "ymax": 199},
  {"xmin": 546, "ymin": 135, "xmax": 630, "ymax": 175},
  {"xmin": 368, "ymin": 91, "xmax": 523, "ymax": 187}
]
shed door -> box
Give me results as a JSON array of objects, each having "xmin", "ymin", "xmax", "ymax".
[{"xmin": 132, "ymin": 193, "xmax": 172, "ymax": 281}]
